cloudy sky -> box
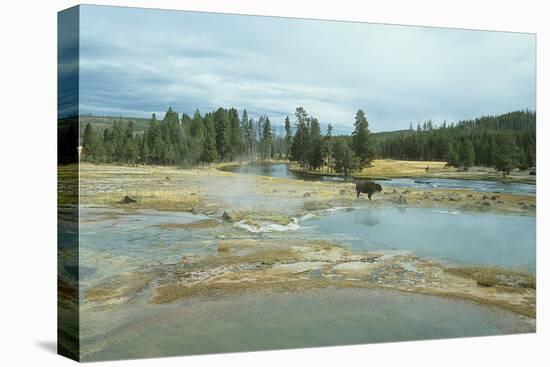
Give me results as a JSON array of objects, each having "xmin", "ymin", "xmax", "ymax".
[{"xmin": 77, "ymin": 5, "xmax": 535, "ymax": 133}]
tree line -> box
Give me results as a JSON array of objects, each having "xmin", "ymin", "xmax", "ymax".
[
  {"xmin": 374, "ymin": 110, "xmax": 536, "ymax": 176},
  {"xmin": 81, "ymin": 105, "xmax": 375, "ymax": 177},
  {"xmin": 81, "ymin": 107, "xmax": 535, "ymax": 178},
  {"xmin": 81, "ymin": 106, "xmax": 290, "ymax": 166}
]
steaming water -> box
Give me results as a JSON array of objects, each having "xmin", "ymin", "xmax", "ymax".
[
  {"xmin": 77, "ymin": 207, "xmax": 225, "ymax": 283},
  {"xmin": 300, "ymin": 207, "xmax": 536, "ymax": 271},
  {"xmin": 221, "ymin": 163, "xmax": 536, "ymax": 195}
]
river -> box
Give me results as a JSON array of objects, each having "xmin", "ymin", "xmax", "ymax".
[{"xmin": 221, "ymin": 163, "xmax": 535, "ymax": 196}]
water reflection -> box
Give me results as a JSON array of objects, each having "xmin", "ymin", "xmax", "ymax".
[{"xmin": 353, "ymin": 211, "xmax": 381, "ymax": 226}]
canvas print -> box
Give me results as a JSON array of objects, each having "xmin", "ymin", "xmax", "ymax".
[{"xmin": 58, "ymin": 5, "xmax": 536, "ymax": 362}]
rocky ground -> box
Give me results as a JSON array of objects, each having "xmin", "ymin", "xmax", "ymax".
[{"xmin": 83, "ymin": 238, "xmax": 535, "ymax": 318}]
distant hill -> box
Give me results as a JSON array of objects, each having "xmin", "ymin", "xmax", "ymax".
[{"xmin": 79, "ymin": 115, "xmax": 151, "ymax": 135}]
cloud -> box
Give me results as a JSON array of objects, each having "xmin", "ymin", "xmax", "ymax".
[{"xmin": 78, "ymin": 5, "xmax": 536, "ymax": 133}]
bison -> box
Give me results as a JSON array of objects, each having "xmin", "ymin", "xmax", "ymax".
[{"xmin": 355, "ymin": 181, "xmax": 382, "ymax": 200}]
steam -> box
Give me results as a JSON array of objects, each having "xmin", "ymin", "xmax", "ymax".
[{"xmin": 202, "ymin": 166, "xmax": 303, "ymax": 215}]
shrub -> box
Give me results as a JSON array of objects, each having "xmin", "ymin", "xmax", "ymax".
[{"xmin": 476, "ymin": 274, "xmax": 497, "ymax": 287}]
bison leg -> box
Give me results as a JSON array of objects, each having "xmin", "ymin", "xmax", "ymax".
[
  {"xmin": 356, "ymin": 190, "xmax": 360, "ymax": 199},
  {"xmin": 368, "ymin": 192, "xmax": 373, "ymax": 200}
]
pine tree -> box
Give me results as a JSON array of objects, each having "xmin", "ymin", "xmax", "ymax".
[
  {"xmin": 214, "ymin": 108, "xmax": 231, "ymax": 161},
  {"xmin": 122, "ymin": 121, "xmax": 137, "ymax": 164},
  {"xmin": 112, "ymin": 119, "xmax": 125, "ymax": 163},
  {"xmin": 351, "ymin": 109, "xmax": 373, "ymax": 168},
  {"xmin": 140, "ymin": 131, "xmax": 149, "ymax": 164},
  {"xmin": 290, "ymin": 107, "xmax": 310, "ymax": 168},
  {"xmin": 260, "ymin": 116, "xmax": 273, "ymax": 161},
  {"xmin": 228, "ymin": 108, "xmax": 241, "ymax": 161},
  {"xmin": 146, "ymin": 113, "xmax": 160, "ymax": 163},
  {"xmin": 446, "ymin": 142, "xmax": 459, "ymax": 167},
  {"xmin": 333, "ymin": 139, "xmax": 359, "ymax": 177},
  {"xmin": 295, "ymin": 106, "xmax": 308, "ymax": 126},
  {"xmin": 126, "ymin": 137, "xmax": 138, "ymax": 165},
  {"xmin": 181, "ymin": 113, "xmax": 192, "ymax": 128},
  {"xmin": 460, "ymin": 138, "xmax": 475, "ymax": 169},
  {"xmin": 494, "ymin": 134, "xmax": 520, "ymax": 178},
  {"xmin": 322, "ymin": 123, "xmax": 334, "ymax": 172},
  {"xmin": 308, "ymin": 117, "xmax": 323, "ymax": 170},
  {"xmin": 163, "ymin": 107, "xmax": 181, "ymax": 147},
  {"xmin": 152, "ymin": 136, "xmax": 163, "ymax": 164},
  {"xmin": 82, "ymin": 123, "xmax": 97, "ymax": 161},
  {"xmin": 165, "ymin": 143, "xmax": 176, "ymax": 165},
  {"xmin": 248, "ymin": 118, "xmax": 256, "ymax": 160},
  {"xmin": 189, "ymin": 109, "xmax": 204, "ymax": 140},
  {"xmin": 240, "ymin": 109, "xmax": 250, "ymax": 159},
  {"xmin": 201, "ymin": 114, "xmax": 217, "ymax": 164},
  {"xmin": 270, "ymin": 126, "xmax": 277, "ymax": 159},
  {"xmin": 103, "ymin": 129, "xmax": 114, "ymax": 162},
  {"xmin": 284, "ymin": 116, "xmax": 292, "ymax": 159}
]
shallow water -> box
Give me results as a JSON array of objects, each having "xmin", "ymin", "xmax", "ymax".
[
  {"xmin": 76, "ymin": 205, "xmax": 536, "ymax": 360},
  {"xmin": 384, "ymin": 177, "xmax": 535, "ymax": 196},
  {"xmin": 78, "ymin": 207, "xmax": 224, "ymax": 283},
  {"xmin": 301, "ymin": 207, "xmax": 535, "ymax": 271},
  {"xmin": 79, "ymin": 204, "xmax": 536, "ymax": 286},
  {"xmin": 80, "ymin": 288, "xmax": 534, "ymax": 361},
  {"xmin": 222, "ymin": 163, "xmax": 536, "ymax": 195}
]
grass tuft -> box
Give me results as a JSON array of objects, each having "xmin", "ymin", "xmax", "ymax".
[
  {"xmin": 218, "ymin": 241, "xmax": 231, "ymax": 252},
  {"xmin": 476, "ymin": 274, "xmax": 497, "ymax": 287}
]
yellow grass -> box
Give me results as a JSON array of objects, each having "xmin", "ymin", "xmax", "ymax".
[
  {"xmin": 290, "ymin": 159, "xmax": 535, "ymax": 184},
  {"xmin": 445, "ymin": 266, "xmax": 536, "ymax": 289},
  {"xmin": 360, "ymin": 159, "xmax": 448, "ymax": 177},
  {"xmin": 289, "ymin": 159, "xmax": 450, "ymax": 179}
]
